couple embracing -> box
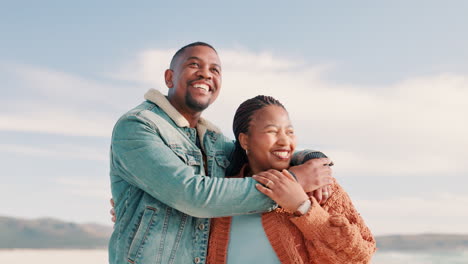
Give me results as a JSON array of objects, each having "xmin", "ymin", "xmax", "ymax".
[{"xmin": 108, "ymin": 42, "xmax": 376, "ymax": 264}]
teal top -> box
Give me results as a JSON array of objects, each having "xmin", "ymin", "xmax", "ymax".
[{"xmin": 227, "ymin": 214, "xmax": 281, "ymax": 264}]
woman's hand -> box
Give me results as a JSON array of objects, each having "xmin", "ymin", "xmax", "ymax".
[
  {"xmin": 253, "ymin": 169, "xmax": 309, "ymax": 212},
  {"xmin": 310, "ymin": 184, "xmax": 333, "ymax": 205}
]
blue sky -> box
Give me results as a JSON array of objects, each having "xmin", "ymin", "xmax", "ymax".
[{"xmin": 1, "ymin": 1, "xmax": 467, "ymax": 235}]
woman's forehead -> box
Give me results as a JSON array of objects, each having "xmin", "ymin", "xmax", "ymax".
[{"xmin": 250, "ymin": 105, "xmax": 291, "ymax": 126}]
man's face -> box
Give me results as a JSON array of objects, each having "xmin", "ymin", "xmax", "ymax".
[{"xmin": 166, "ymin": 45, "xmax": 222, "ymax": 114}]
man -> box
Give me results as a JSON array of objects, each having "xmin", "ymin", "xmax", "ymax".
[{"xmin": 109, "ymin": 42, "xmax": 332, "ymax": 264}]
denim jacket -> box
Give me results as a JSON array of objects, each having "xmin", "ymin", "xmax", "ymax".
[{"xmin": 109, "ymin": 89, "xmax": 277, "ymax": 264}]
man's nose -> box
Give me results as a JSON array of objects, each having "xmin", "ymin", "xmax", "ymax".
[{"xmin": 197, "ymin": 66, "xmax": 212, "ymax": 79}]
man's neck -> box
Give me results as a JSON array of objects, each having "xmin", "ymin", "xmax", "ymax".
[
  {"xmin": 167, "ymin": 99, "xmax": 202, "ymax": 128},
  {"xmin": 180, "ymin": 111, "xmax": 201, "ymax": 128}
]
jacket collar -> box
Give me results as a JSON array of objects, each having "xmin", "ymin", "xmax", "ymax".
[{"xmin": 144, "ymin": 88, "xmax": 221, "ymax": 137}]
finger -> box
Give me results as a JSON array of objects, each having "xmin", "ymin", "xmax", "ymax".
[
  {"xmin": 321, "ymin": 185, "xmax": 330, "ymax": 204},
  {"xmin": 265, "ymin": 170, "xmax": 284, "ymax": 181},
  {"xmin": 252, "ymin": 175, "xmax": 275, "ymax": 189},
  {"xmin": 256, "ymin": 171, "xmax": 280, "ymax": 182},
  {"xmin": 281, "ymin": 169, "xmax": 296, "ymax": 181},
  {"xmin": 255, "ymin": 183, "xmax": 275, "ymax": 198},
  {"xmin": 112, "ymin": 215, "xmax": 116, "ymax": 223},
  {"xmin": 256, "ymin": 171, "xmax": 281, "ymax": 182},
  {"xmin": 314, "ymin": 188, "xmax": 322, "ymax": 204},
  {"xmin": 110, "ymin": 198, "xmax": 114, "ymax": 206}
]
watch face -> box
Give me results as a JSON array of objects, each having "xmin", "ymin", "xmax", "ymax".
[{"xmin": 294, "ymin": 199, "xmax": 311, "ymax": 216}]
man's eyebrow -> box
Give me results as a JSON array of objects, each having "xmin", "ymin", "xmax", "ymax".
[{"xmin": 185, "ymin": 56, "xmax": 221, "ymax": 69}]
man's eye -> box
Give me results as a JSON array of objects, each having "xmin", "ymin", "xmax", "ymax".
[
  {"xmin": 287, "ymin": 130, "xmax": 295, "ymax": 135},
  {"xmin": 211, "ymin": 68, "xmax": 220, "ymax": 74},
  {"xmin": 189, "ymin": 62, "xmax": 199, "ymax": 67}
]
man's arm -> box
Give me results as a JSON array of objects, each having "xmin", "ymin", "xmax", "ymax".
[{"xmin": 111, "ymin": 114, "xmax": 276, "ymax": 218}]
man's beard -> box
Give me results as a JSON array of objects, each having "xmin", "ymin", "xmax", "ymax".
[{"xmin": 185, "ymin": 93, "xmax": 210, "ymax": 112}]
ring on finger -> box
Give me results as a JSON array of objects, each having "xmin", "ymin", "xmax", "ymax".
[
  {"xmin": 266, "ymin": 180, "xmax": 272, "ymax": 188},
  {"xmin": 323, "ymin": 191, "xmax": 329, "ymax": 197}
]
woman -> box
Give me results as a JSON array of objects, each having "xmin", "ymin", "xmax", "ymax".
[{"xmin": 207, "ymin": 95, "xmax": 376, "ymax": 264}]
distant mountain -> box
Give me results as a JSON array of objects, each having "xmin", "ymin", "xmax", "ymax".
[
  {"xmin": 376, "ymin": 234, "xmax": 468, "ymax": 251},
  {"xmin": 2, "ymin": 215, "xmax": 468, "ymax": 251},
  {"xmin": 0, "ymin": 216, "xmax": 112, "ymax": 249}
]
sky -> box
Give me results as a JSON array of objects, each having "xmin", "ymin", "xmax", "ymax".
[{"xmin": 1, "ymin": 1, "xmax": 467, "ymax": 236}]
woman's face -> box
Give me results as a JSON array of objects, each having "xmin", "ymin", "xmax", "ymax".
[{"xmin": 240, "ymin": 105, "xmax": 296, "ymax": 174}]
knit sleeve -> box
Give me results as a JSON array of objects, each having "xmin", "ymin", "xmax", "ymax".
[{"xmin": 289, "ymin": 182, "xmax": 376, "ymax": 264}]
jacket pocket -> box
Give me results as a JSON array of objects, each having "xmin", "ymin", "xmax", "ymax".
[
  {"xmin": 215, "ymin": 154, "xmax": 230, "ymax": 169},
  {"xmin": 127, "ymin": 206, "xmax": 158, "ymax": 263}
]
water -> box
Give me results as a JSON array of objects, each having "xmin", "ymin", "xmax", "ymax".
[{"xmin": 0, "ymin": 249, "xmax": 467, "ymax": 263}]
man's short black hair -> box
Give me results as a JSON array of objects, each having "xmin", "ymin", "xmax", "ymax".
[{"xmin": 169, "ymin": 42, "xmax": 217, "ymax": 69}]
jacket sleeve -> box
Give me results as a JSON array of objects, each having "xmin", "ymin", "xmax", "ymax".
[
  {"xmin": 289, "ymin": 181, "xmax": 376, "ymax": 264},
  {"xmin": 111, "ymin": 114, "xmax": 276, "ymax": 218}
]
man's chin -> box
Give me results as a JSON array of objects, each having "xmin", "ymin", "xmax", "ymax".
[{"xmin": 186, "ymin": 98, "xmax": 211, "ymax": 112}]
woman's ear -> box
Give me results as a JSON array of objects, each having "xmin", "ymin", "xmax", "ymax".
[{"xmin": 238, "ymin": 133, "xmax": 249, "ymax": 152}]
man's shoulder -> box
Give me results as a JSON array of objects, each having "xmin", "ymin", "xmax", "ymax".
[
  {"xmin": 112, "ymin": 100, "xmax": 178, "ymax": 133},
  {"xmin": 117, "ymin": 100, "xmax": 170, "ymax": 123}
]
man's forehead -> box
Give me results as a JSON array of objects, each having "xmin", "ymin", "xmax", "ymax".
[{"xmin": 180, "ymin": 46, "xmax": 220, "ymax": 64}]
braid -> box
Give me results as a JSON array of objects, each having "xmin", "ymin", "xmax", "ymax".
[{"xmin": 228, "ymin": 95, "xmax": 285, "ymax": 175}]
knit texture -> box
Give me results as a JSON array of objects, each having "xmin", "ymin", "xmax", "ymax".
[{"xmin": 207, "ymin": 167, "xmax": 376, "ymax": 264}]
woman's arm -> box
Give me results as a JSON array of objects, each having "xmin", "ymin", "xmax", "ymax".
[{"xmin": 289, "ymin": 181, "xmax": 376, "ymax": 264}]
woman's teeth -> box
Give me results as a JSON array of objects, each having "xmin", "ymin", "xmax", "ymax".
[{"xmin": 272, "ymin": 151, "xmax": 289, "ymax": 159}]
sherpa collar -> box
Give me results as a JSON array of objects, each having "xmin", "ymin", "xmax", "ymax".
[{"xmin": 144, "ymin": 88, "xmax": 221, "ymax": 136}]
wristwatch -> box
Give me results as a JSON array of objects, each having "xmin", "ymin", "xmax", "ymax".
[{"xmin": 294, "ymin": 199, "xmax": 312, "ymax": 216}]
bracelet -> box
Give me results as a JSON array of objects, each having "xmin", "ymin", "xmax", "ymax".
[{"xmin": 294, "ymin": 199, "xmax": 312, "ymax": 216}]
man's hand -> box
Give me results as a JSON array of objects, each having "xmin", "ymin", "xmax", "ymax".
[
  {"xmin": 288, "ymin": 157, "xmax": 333, "ymax": 193},
  {"xmin": 110, "ymin": 198, "xmax": 116, "ymax": 223}
]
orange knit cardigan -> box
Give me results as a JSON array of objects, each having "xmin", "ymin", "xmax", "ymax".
[{"xmin": 207, "ymin": 168, "xmax": 376, "ymax": 264}]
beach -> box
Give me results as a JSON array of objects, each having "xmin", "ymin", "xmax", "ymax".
[{"xmin": 1, "ymin": 249, "xmax": 468, "ymax": 264}]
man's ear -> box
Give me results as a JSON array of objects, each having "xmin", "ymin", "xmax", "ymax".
[
  {"xmin": 164, "ymin": 69, "xmax": 174, "ymax": 88},
  {"xmin": 239, "ymin": 133, "xmax": 249, "ymax": 151}
]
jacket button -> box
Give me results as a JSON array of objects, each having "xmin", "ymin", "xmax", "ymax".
[
  {"xmin": 198, "ymin": 224, "xmax": 205, "ymax": 230},
  {"xmin": 194, "ymin": 257, "xmax": 201, "ymax": 263}
]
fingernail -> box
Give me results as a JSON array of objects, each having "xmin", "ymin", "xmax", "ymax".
[{"xmin": 252, "ymin": 175, "xmax": 257, "ymax": 178}]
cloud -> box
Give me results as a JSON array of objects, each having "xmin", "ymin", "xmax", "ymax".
[
  {"xmin": 0, "ymin": 143, "xmax": 108, "ymax": 161},
  {"xmin": 355, "ymin": 193, "xmax": 468, "ymax": 235},
  {"xmin": 2, "ymin": 48, "xmax": 467, "ymax": 176},
  {"xmin": 0, "ymin": 63, "xmax": 146, "ymax": 137},
  {"xmin": 54, "ymin": 177, "xmax": 110, "ymax": 199}
]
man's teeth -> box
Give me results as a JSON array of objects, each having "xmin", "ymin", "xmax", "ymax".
[
  {"xmin": 193, "ymin": 84, "xmax": 209, "ymax": 91},
  {"xmin": 272, "ymin": 151, "xmax": 289, "ymax": 158}
]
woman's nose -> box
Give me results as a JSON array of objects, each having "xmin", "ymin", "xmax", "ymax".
[{"xmin": 276, "ymin": 131, "xmax": 289, "ymax": 145}]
